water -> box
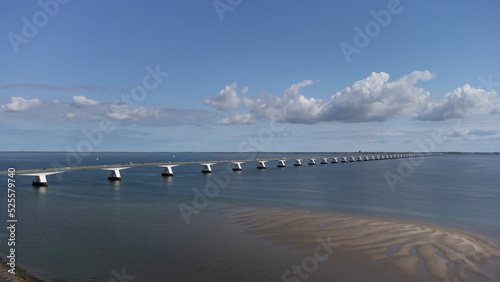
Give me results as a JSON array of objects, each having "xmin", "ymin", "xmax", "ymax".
[{"xmin": 0, "ymin": 152, "xmax": 499, "ymax": 281}]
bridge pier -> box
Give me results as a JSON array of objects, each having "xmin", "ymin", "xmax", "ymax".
[
  {"xmin": 34, "ymin": 175, "xmax": 49, "ymax": 186},
  {"xmin": 277, "ymin": 160, "xmax": 286, "ymax": 167},
  {"xmin": 159, "ymin": 165, "xmax": 178, "ymax": 176},
  {"xmin": 320, "ymin": 158, "xmax": 328, "ymax": 164},
  {"xmin": 201, "ymin": 163, "xmax": 215, "ymax": 173},
  {"xmin": 20, "ymin": 171, "xmax": 64, "ymax": 187},
  {"xmin": 257, "ymin": 161, "xmax": 267, "ymax": 169},
  {"xmin": 308, "ymin": 159, "xmax": 316, "ymax": 165},
  {"xmin": 232, "ymin": 162, "xmax": 243, "ymax": 171},
  {"xmin": 102, "ymin": 167, "xmax": 131, "ymax": 181},
  {"xmin": 331, "ymin": 157, "xmax": 338, "ymax": 164},
  {"xmin": 294, "ymin": 159, "xmax": 302, "ymax": 166}
]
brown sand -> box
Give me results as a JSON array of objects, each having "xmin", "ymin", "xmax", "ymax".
[
  {"xmin": 0, "ymin": 259, "xmax": 44, "ymax": 282},
  {"xmin": 234, "ymin": 209, "xmax": 500, "ymax": 281}
]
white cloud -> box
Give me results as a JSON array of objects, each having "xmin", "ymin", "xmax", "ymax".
[
  {"xmin": 357, "ymin": 139, "xmax": 378, "ymax": 143},
  {"xmin": 204, "ymin": 82, "xmax": 242, "ymax": 112},
  {"xmin": 324, "ymin": 71, "xmax": 433, "ymax": 122},
  {"xmin": 358, "ymin": 131, "xmax": 405, "ymax": 136},
  {"xmin": 0, "ymin": 97, "xmax": 214, "ymax": 125},
  {"xmin": 72, "ymin": 95, "xmax": 100, "ymax": 107},
  {"xmin": 1, "ymin": 97, "xmax": 41, "ymax": 112},
  {"xmin": 206, "ymin": 71, "xmax": 435, "ymax": 124},
  {"xmin": 107, "ymin": 104, "xmax": 159, "ymax": 120},
  {"xmin": 217, "ymin": 113, "xmax": 255, "ymax": 125},
  {"xmin": 252, "ymin": 79, "xmax": 325, "ymax": 124},
  {"xmin": 444, "ymin": 127, "xmax": 499, "ymax": 139},
  {"xmin": 415, "ymin": 84, "xmax": 499, "ymax": 121},
  {"xmin": 241, "ymin": 86, "xmax": 249, "ymax": 95},
  {"xmin": 447, "ymin": 127, "xmax": 470, "ymax": 137}
]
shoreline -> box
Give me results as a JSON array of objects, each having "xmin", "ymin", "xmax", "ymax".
[{"xmin": 0, "ymin": 259, "xmax": 44, "ymax": 282}]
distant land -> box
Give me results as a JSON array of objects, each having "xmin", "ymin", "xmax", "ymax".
[{"xmin": 0, "ymin": 151, "xmax": 499, "ymax": 154}]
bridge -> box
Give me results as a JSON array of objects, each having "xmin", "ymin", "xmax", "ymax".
[{"xmin": 0, "ymin": 153, "xmax": 433, "ymax": 186}]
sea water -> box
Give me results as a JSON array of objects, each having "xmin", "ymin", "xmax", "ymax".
[{"xmin": 0, "ymin": 152, "xmax": 499, "ymax": 281}]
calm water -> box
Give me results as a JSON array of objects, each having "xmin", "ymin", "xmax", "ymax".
[{"xmin": 0, "ymin": 152, "xmax": 499, "ymax": 281}]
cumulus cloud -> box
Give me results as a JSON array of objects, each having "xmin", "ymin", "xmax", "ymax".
[
  {"xmin": 415, "ymin": 84, "xmax": 499, "ymax": 121},
  {"xmin": 206, "ymin": 71, "xmax": 435, "ymax": 124},
  {"xmin": 252, "ymin": 80, "xmax": 324, "ymax": 124},
  {"xmin": 1, "ymin": 97, "xmax": 41, "ymax": 112},
  {"xmin": 204, "ymin": 82, "xmax": 242, "ymax": 112},
  {"xmin": 72, "ymin": 95, "xmax": 100, "ymax": 107},
  {"xmin": 107, "ymin": 104, "xmax": 159, "ymax": 120},
  {"xmin": 324, "ymin": 71, "xmax": 433, "ymax": 122}
]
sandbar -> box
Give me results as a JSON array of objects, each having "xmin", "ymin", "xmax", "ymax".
[{"xmin": 234, "ymin": 209, "xmax": 500, "ymax": 281}]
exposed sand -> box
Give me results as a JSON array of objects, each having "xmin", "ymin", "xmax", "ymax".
[
  {"xmin": 0, "ymin": 259, "xmax": 44, "ymax": 282},
  {"xmin": 234, "ymin": 209, "xmax": 500, "ymax": 281}
]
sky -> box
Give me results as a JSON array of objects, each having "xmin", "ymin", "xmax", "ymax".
[{"xmin": 1, "ymin": 0, "xmax": 499, "ymax": 152}]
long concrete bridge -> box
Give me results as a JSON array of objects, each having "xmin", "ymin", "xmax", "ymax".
[{"xmin": 1, "ymin": 153, "xmax": 434, "ymax": 186}]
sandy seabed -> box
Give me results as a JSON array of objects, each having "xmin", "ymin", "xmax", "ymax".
[{"xmin": 234, "ymin": 209, "xmax": 500, "ymax": 282}]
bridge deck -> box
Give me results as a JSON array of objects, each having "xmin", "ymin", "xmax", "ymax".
[
  {"xmin": 0, "ymin": 157, "xmax": 323, "ymax": 175},
  {"xmin": 0, "ymin": 154, "xmax": 431, "ymax": 175}
]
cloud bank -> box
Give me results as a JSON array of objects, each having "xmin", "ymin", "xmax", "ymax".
[
  {"xmin": 205, "ymin": 71, "xmax": 499, "ymax": 125},
  {"xmin": 107, "ymin": 104, "xmax": 159, "ymax": 120},
  {"xmin": 1, "ymin": 83, "xmax": 130, "ymax": 93},
  {"xmin": 0, "ymin": 95, "xmax": 215, "ymax": 126}
]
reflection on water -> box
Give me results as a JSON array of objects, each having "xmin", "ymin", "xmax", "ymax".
[
  {"xmin": 161, "ymin": 176, "xmax": 174, "ymax": 183},
  {"xmin": 34, "ymin": 186, "xmax": 47, "ymax": 194}
]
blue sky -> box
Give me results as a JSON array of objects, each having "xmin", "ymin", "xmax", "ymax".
[{"xmin": 1, "ymin": 0, "xmax": 499, "ymax": 152}]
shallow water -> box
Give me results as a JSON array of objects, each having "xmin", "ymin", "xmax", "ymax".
[{"xmin": 0, "ymin": 152, "xmax": 499, "ymax": 281}]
